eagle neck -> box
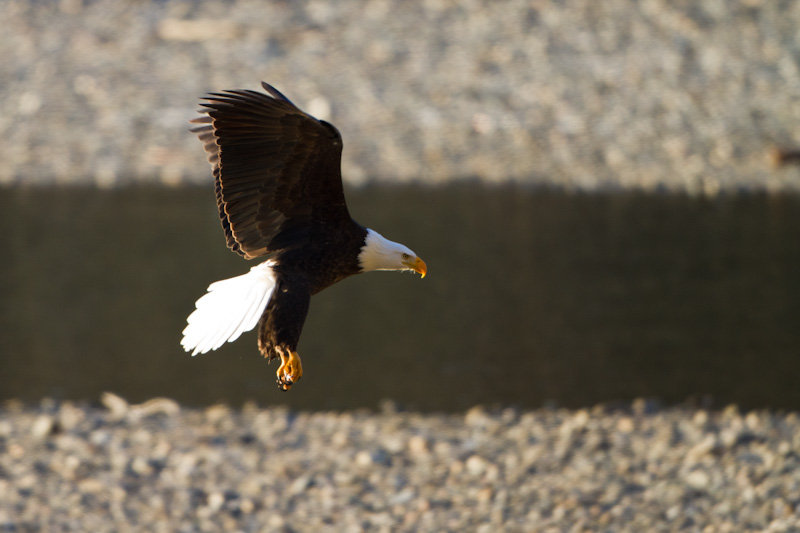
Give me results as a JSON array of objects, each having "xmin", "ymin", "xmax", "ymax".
[{"xmin": 358, "ymin": 229, "xmax": 403, "ymax": 273}]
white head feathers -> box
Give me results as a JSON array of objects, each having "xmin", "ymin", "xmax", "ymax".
[{"xmin": 358, "ymin": 229, "xmax": 426, "ymax": 277}]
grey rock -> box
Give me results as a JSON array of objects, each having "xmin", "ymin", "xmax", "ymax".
[
  {"xmin": 2, "ymin": 398, "xmax": 800, "ymax": 531},
  {"xmin": 1, "ymin": 1, "xmax": 799, "ymax": 193}
]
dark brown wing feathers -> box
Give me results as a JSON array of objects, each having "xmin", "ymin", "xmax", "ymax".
[{"xmin": 191, "ymin": 82, "xmax": 351, "ymax": 259}]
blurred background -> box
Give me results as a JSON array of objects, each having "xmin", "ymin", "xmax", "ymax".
[{"xmin": 2, "ymin": 0, "xmax": 800, "ymax": 412}]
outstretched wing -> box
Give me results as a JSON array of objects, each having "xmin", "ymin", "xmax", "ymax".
[{"xmin": 192, "ymin": 82, "xmax": 351, "ymax": 259}]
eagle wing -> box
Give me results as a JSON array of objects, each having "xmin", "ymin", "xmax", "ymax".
[{"xmin": 192, "ymin": 82, "xmax": 351, "ymax": 259}]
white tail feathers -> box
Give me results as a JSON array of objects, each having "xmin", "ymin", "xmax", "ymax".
[{"xmin": 181, "ymin": 261, "xmax": 277, "ymax": 356}]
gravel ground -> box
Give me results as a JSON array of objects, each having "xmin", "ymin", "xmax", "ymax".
[
  {"xmin": 2, "ymin": 0, "xmax": 800, "ymax": 192},
  {"xmin": 2, "ymin": 394, "xmax": 800, "ymax": 532}
]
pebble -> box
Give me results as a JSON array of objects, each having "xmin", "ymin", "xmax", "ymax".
[
  {"xmin": 1, "ymin": 397, "xmax": 800, "ymax": 531},
  {"xmin": 29, "ymin": 415, "xmax": 54, "ymax": 439}
]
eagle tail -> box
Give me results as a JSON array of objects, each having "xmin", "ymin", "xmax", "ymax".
[{"xmin": 181, "ymin": 261, "xmax": 277, "ymax": 356}]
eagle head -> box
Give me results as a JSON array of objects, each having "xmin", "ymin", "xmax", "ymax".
[{"xmin": 358, "ymin": 229, "xmax": 427, "ymax": 278}]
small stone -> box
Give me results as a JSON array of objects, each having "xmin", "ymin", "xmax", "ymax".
[
  {"xmin": 267, "ymin": 515, "xmax": 285, "ymax": 529},
  {"xmin": 239, "ymin": 498, "xmax": 254, "ymax": 514},
  {"xmin": 332, "ymin": 431, "xmax": 349, "ymax": 448},
  {"xmin": 684, "ymin": 435, "xmax": 717, "ymax": 465},
  {"xmin": 616, "ymin": 417, "xmax": 634, "ymax": 433},
  {"xmin": 745, "ymin": 412, "xmax": 761, "ymax": 430},
  {"xmin": 465, "ymin": 406, "xmax": 489, "ymax": 427},
  {"xmin": 63, "ymin": 455, "xmax": 81, "ymax": 477},
  {"xmin": 58, "ymin": 402, "xmax": 85, "ymax": 430},
  {"xmin": 78, "ymin": 479, "xmax": 104, "ymax": 494},
  {"xmin": 132, "ymin": 398, "xmax": 180, "ymax": 420},
  {"xmin": 389, "ymin": 488, "xmax": 415, "ymax": 506},
  {"xmin": 720, "ymin": 428, "xmax": 739, "ymax": 448},
  {"xmin": 307, "ymin": 97, "xmax": 331, "ymax": 121},
  {"xmin": 476, "ymin": 487, "xmax": 493, "ymax": 502},
  {"xmin": 692, "ymin": 410, "xmax": 708, "ymax": 426},
  {"xmin": 466, "ymin": 455, "xmax": 488, "ymax": 476},
  {"xmin": 31, "ymin": 415, "xmax": 54, "ymax": 439},
  {"xmin": 666, "ymin": 505, "xmax": 681, "ymax": 521},
  {"xmin": 355, "ymin": 450, "xmax": 373, "ymax": 467},
  {"xmin": 685, "ymin": 470, "xmax": 710, "ymax": 490},
  {"xmin": 101, "ymin": 392, "xmax": 129, "ymax": 420},
  {"xmin": 131, "ymin": 457, "xmax": 151, "ymax": 476},
  {"xmin": 207, "ymin": 492, "xmax": 224, "ymax": 512},
  {"xmin": 7, "ymin": 443, "xmax": 24, "ymax": 459},
  {"xmin": 572, "ymin": 410, "xmax": 590, "ymax": 428},
  {"xmin": 289, "ymin": 475, "xmax": 311, "ymax": 495},
  {"xmin": 204, "ymin": 404, "xmax": 229, "ymax": 424},
  {"xmin": 408, "ymin": 435, "xmax": 429, "ymax": 456}
]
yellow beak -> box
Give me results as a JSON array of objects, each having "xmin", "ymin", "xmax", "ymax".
[{"xmin": 411, "ymin": 256, "xmax": 427, "ymax": 278}]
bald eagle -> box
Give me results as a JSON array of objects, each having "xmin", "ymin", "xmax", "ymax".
[{"xmin": 180, "ymin": 82, "xmax": 427, "ymax": 391}]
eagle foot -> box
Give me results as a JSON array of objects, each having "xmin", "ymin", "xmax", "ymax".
[{"xmin": 275, "ymin": 348, "xmax": 303, "ymax": 391}]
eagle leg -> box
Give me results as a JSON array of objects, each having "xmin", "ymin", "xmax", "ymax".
[{"xmin": 275, "ymin": 347, "xmax": 303, "ymax": 391}]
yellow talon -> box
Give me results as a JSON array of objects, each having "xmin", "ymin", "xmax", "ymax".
[{"xmin": 276, "ymin": 348, "xmax": 303, "ymax": 391}]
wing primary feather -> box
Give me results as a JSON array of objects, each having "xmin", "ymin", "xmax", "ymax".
[{"xmin": 260, "ymin": 81, "xmax": 294, "ymax": 104}]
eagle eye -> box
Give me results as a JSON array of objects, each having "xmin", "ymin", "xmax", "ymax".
[{"xmin": 402, "ymin": 253, "xmax": 410, "ymax": 261}]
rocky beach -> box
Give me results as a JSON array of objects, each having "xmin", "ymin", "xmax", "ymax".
[
  {"xmin": 1, "ymin": 0, "xmax": 800, "ymax": 192},
  {"xmin": 3, "ymin": 394, "xmax": 800, "ymax": 532}
]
